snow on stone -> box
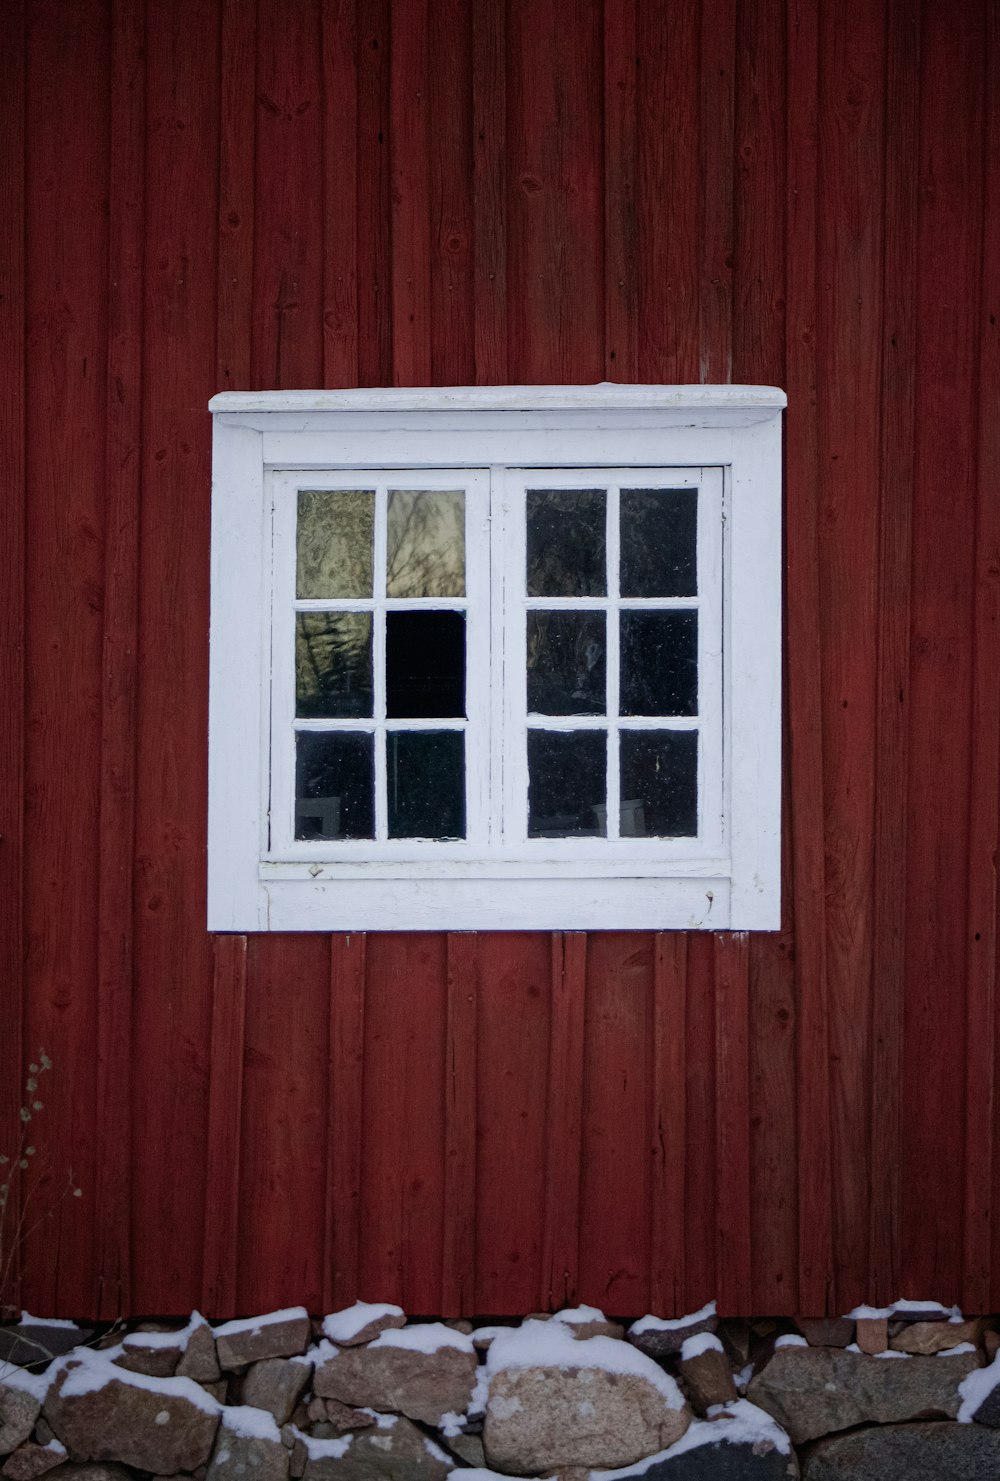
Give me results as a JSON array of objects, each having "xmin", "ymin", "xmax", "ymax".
[
  {"xmin": 438, "ymin": 1411, "xmax": 465, "ymax": 1437},
  {"xmin": 371, "ymin": 1322, "xmax": 474, "ymax": 1355},
  {"xmin": 873, "ymin": 1350, "xmax": 911, "ymax": 1359},
  {"xmin": 553, "ymin": 1305, "xmax": 607, "ymax": 1326},
  {"xmin": 213, "ymin": 1307, "xmax": 308, "ymax": 1339},
  {"xmin": 484, "ymin": 1320, "xmax": 685, "ymax": 1409},
  {"xmin": 958, "ymin": 1351, "xmax": 1000, "ymax": 1422},
  {"xmin": 734, "ymin": 1363, "xmax": 754, "ymax": 1391},
  {"xmin": 844, "ymin": 1304, "xmax": 892, "ymax": 1320},
  {"xmin": 58, "ymin": 1349, "xmax": 222, "ymax": 1413},
  {"xmin": 446, "ymin": 1471, "xmax": 512, "ymax": 1481},
  {"xmin": 0, "ymin": 1363, "xmax": 56, "ymax": 1402},
  {"xmin": 423, "ymin": 1436, "xmax": 451, "ymax": 1463},
  {"xmin": 630, "ymin": 1301, "xmax": 716, "ymax": 1336},
  {"xmin": 289, "ymin": 1426, "xmax": 353, "ymax": 1460},
  {"xmin": 844, "ymin": 1298, "xmax": 954, "ymax": 1321},
  {"xmin": 221, "ymin": 1405, "xmax": 281, "ymax": 1442},
  {"xmin": 936, "ymin": 1343, "xmax": 977, "ymax": 1357},
  {"xmin": 321, "ymin": 1302, "xmax": 404, "ymax": 1344},
  {"xmin": 295, "ymin": 1339, "xmax": 337, "ymax": 1367},
  {"xmin": 590, "ymin": 1400, "xmax": 791, "ymax": 1477},
  {"xmin": 123, "ymin": 1313, "xmax": 206, "ymax": 1351},
  {"xmin": 680, "ymin": 1332, "xmax": 724, "ymax": 1360},
  {"xmin": 356, "ymin": 1409, "xmax": 397, "ymax": 1430},
  {"xmin": 19, "ymin": 1313, "xmax": 80, "ymax": 1330},
  {"xmin": 774, "ymin": 1334, "xmax": 808, "ymax": 1349}
]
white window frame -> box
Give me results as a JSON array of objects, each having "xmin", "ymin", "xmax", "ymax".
[{"xmin": 208, "ymin": 384, "xmax": 785, "ymax": 932}]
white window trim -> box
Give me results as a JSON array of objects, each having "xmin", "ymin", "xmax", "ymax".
[{"xmin": 208, "ymin": 383, "xmax": 785, "ymax": 932}]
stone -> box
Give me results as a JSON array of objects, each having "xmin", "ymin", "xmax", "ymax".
[
  {"xmin": 628, "ymin": 1305, "xmax": 719, "ymax": 1361},
  {"xmin": 718, "ymin": 1321, "xmax": 753, "ymax": 1367},
  {"xmin": 320, "ymin": 1305, "xmax": 406, "ymax": 1350},
  {"xmin": 205, "ymin": 1408, "xmax": 288, "ymax": 1481},
  {"xmin": 295, "ymin": 1418, "xmax": 451, "ymax": 1481},
  {"xmin": 678, "ymin": 1344, "xmax": 738, "ymax": 1413},
  {"xmin": 746, "ymin": 1346, "xmax": 978, "ymax": 1445},
  {"xmin": 483, "ymin": 1365, "xmax": 691, "ymax": 1474},
  {"xmin": 0, "ymin": 1389, "xmax": 41, "ymax": 1456},
  {"xmin": 854, "ymin": 1318, "xmax": 888, "ymax": 1354},
  {"xmin": 215, "ymin": 1312, "xmax": 311, "ymax": 1372},
  {"xmin": 314, "ymin": 1328, "xmax": 477, "ymax": 1426},
  {"xmin": 43, "ymin": 1360, "xmax": 221, "ymax": 1473},
  {"xmin": 41, "ymin": 1467, "xmax": 132, "ymax": 1481},
  {"xmin": 32, "ymin": 1424, "xmax": 55, "ymax": 1449},
  {"xmin": 552, "ymin": 1308, "xmax": 625, "ymax": 1343},
  {"xmin": 318, "ymin": 1401, "xmax": 374, "ymax": 1433},
  {"xmin": 985, "ymin": 1330, "xmax": 1000, "ymax": 1362},
  {"xmin": 0, "ymin": 1328, "xmax": 93, "ymax": 1369},
  {"xmin": 889, "ymin": 1303, "xmax": 950, "ymax": 1324},
  {"xmin": 177, "ymin": 1322, "xmax": 222, "ymax": 1384},
  {"xmin": 241, "ymin": 1361, "xmax": 311, "ymax": 1427},
  {"xmin": 802, "ymin": 1420, "xmax": 1000, "ymax": 1479},
  {"xmin": 113, "ymin": 1338, "xmax": 182, "ymax": 1380},
  {"xmin": 2, "ymin": 1444, "xmax": 67, "ymax": 1481},
  {"xmin": 889, "ymin": 1318, "xmax": 981, "ymax": 1355},
  {"xmin": 588, "ymin": 1413, "xmax": 798, "ymax": 1479},
  {"xmin": 442, "ymin": 1431, "xmax": 485, "ymax": 1467},
  {"xmin": 199, "ymin": 1382, "xmax": 228, "ymax": 1403},
  {"xmin": 795, "ymin": 1319, "xmax": 854, "ymax": 1349}
]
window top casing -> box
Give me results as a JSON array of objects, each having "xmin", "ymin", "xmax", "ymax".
[{"xmin": 209, "ymin": 384, "xmax": 785, "ymax": 933}]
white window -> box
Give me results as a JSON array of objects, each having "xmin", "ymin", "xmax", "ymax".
[{"xmin": 208, "ymin": 385, "xmax": 784, "ymax": 931}]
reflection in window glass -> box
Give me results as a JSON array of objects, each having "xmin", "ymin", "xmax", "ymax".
[
  {"xmin": 296, "ymin": 489, "xmax": 374, "ymax": 599},
  {"xmin": 387, "ymin": 489, "xmax": 465, "ymax": 597},
  {"xmin": 526, "ymin": 489, "xmax": 607, "ymax": 597},
  {"xmin": 295, "ymin": 731, "xmax": 374, "ymax": 839},
  {"xmin": 526, "ymin": 611, "xmax": 606, "ymax": 715},
  {"xmin": 620, "ymin": 487, "xmax": 698, "ymax": 597},
  {"xmin": 387, "ymin": 731, "xmax": 465, "ymax": 839},
  {"xmin": 620, "ymin": 611, "xmax": 698, "ymax": 716},
  {"xmin": 295, "ymin": 612, "xmax": 373, "ymax": 718},
  {"xmin": 620, "ymin": 730, "xmax": 698, "ymax": 837},
  {"xmin": 386, "ymin": 610, "xmax": 466, "ymax": 718},
  {"xmin": 527, "ymin": 729, "xmax": 606, "ymax": 837}
]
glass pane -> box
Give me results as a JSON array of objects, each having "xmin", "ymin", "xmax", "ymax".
[
  {"xmin": 527, "ymin": 730, "xmax": 606, "ymax": 837},
  {"xmin": 386, "ymin": 489, "xmax": 465, "ymax": 597},
  {"xmin": 620, "ymin": 611, "xmax": 698, "ymax": 716},
  {"xmin": 296, "ymin": 489, "xmax": 374, "ymax": 599},
  {"xmin": 295, "ymin": 612, "xmax": 373, "ymax": 718},
  {"xmin": 526, "ymin": 489, "xmax": 607, "ymax": 597},
  {"xmin": 620, "ymin": 487, "xmax": 697, "ymax": 597},
  {"xmin": 526, "ymin": 611, "xmax": 606, "ymax": 715},
  {"xmin": 620, "ymin": 730, "xmax": 698, "ymax": 837},
  {"xmin": 387, "ymin": 731, "xmax": 465, "ymax": 839},
  {"xmin": 295, "ymin": 731, "xmax": 374, "ymax": 840},
  {"xmin": 385, "ymin": 610, "xmax": 466, "ymax": 718}
]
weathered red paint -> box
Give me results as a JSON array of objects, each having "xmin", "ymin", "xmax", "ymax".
[{"xmin": 2, "ymin": 0, "xmax": 998, "ymax": 1319}]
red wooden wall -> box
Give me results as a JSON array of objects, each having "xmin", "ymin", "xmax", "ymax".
[{"xmin": 1, "ymin": 0, "xmax": 998, "ymax": 1320}]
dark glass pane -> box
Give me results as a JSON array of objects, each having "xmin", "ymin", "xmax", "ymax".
[
  {"xmin": 295, "ymin": 612, "xmax": 373, "ymax": 718},
  {"xmin": 296, "ymin": 489, "xmax": 374, "ymax": 598},
  {"xmin": 526, "ymin": 489, "xmax": 607, "ymax": 597},
  {"xmin": 620, "ymin": 730, "xmax": 698, "ymax": 837},
  {"xmin": 620, "ymin": 487, "xmax": 698, "ymax": 597},
  {"xmin": 527, "ymin": 730, "xmax": 606, "ymax": 837},
  {"xmin": 387, "ymin": 731, "xmax": 465, "ymax": 839},
  {"xmin": 620, "ymin": 611, "xmax": 698, "ymax": 716},
  {"xmin": 387, "ymin": 489, "xmax": 465, "ymax": 597},
  {"xmin": 385, "ymin": 610, "xmax": 466, "ymax": 718},
  {"xmin": 527, "ymin": 611, "xmax": 606, "ymax": 715},
  {"xmin": 295, "ymin": 731, "xmax": 374, "ymax": 840}
]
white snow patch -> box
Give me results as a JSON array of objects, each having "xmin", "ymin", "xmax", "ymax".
[
  {"xmin": 289, "ymin": 1426, "xmax": 352, "ymax": 1460},
  {"xmin": 774, "ymin": 1335, "xmax": 809, "ymax": 1349},
  {"xmin": 680, "ymin": 1332, "xmax": 724, "ymax": 1361},
  {"xmin": 490, "ymin": 1394, "xmax": 523, "ymax": 1421},
  {"xmin": 937, "ymin": 1343, "xmax": 977, "ymax": 1357},
  {"xmin": 844, "ymin": 1298, "xmax": 954, "ymax": 1321},
  {"xmin": 371, "ymin": 1322, "xmax": 474, "ymax": 1356},
  {"xmin": 19, "ymin": 1313, "xmax": 80, "ymax": 1330},
  {"xmin": 553, "ymin": 1305, "xmax": 608, "ymax": 1326},
  {"xmin": 630, "ymin": 1301, "xmax": 716, "ymax": 1337},
  {"xmin": 124, "ymin": 1313, "xmax": 207, "ymax": 1352},
  {"xmin": 0, "ymin": 1363, "xmax": 57, "ymax": 1401},
  {"xmin": 438, "ymin": 1411, "xmax": 465, "ymax": 1438},
  {"xmin": 446, "ymin": 1471, "xmax": 511, "ymax": 1481},
  {"xmin": 590, "ymin": 1400, "xmax": 791, "ymax": 1477},
  {"xmin": 484, "ymin": 1321, "xmax": 685, "ymax": 1409},
  {"xmin": 321, "ymin": 1302, "xmax": 404, "ymax": 1345},
  {"xmin": 874, "ymin": 1351, "xmax": 911, "ymax": 1359},
  {"xmin": 844, "ymin": 1343, "xmax": 861, "ymax": 1354},
  {"xmin": 57, "ymin": 1350, "xmax": 221, "ymax": 1414},
  {"xmin": 221, "ymin": 1405, "xmax": 281, "ymax": 1442},
  {"xmin": 297, "ymin": 1339, "xmax": 337, "ymax": 1367},
  {"xmin": 424, "ymin": 1436, "xmax": 451, "ymax": 1463},
  {"xmin": 734, "ymin": 1363, "xmax": 754, "ymax": 1392},
  {"xmin": 959, "ymin": 1351, "xmax": 1000, "ymax": 1422},
  {"xmin": 213, "ymin": 1307, "xmax": 308, "ymax": 1339},
  {"xmin": 844, "ymin": 1304, "xmax": 892, "ymax": 1321},
  {"xmin": 356, "ymin": 1409, "xmax": 397, "ymax": 1430}
]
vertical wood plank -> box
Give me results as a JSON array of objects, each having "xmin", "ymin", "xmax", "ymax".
[
  {"xmin": 325, "ymin": 934, "xmax": 367, "ymax": 1309},
  {"xmin": 390, "ymin": 0, "xmax": 431, "ymax": 386},
  {"xmin": 202, "ymin": 935, "xmax": 247, "ymax": 1316},
  {"xmin": 472, "ymin": 0, "xmax": 507, "ymax": 384},
  {"xmin": 94, "ymin": 0, "xmax": 146, "ymax": 1319},
  {"xmin": 714, "ymin": 933, "xmax": 752, "ymax": 1313},
  {"xmin": 541, "ymin": 933, "xmax": 587, "ymax": 1309},
  {"xmin": 441, "ymin": 933, "xmax": 478, "ymax": 1314},
  {"xmin": 217, "ymin": 0, "xmax": 257, "ymax": 393},
  {"xmin": 321, "ymin": 0, "xmax": 359, "ymax": 389},
  {"xmin": 784, "ymin": 0, "xmax": 832, "ymax": 1316},
  {"xmin": 0, "ymin": 0, "xmax": 26, "ymax": 1320},
  {"xmin": 869, "ymin": 0, "xmax": 920, "ymax": 1306},
  {"xmin": 603, "ymin": 0, "xmax": 638, "ymax": 382},
  {"xmin": 428, "ymin": 0, "xmax": 475, "ymax": 387},
  {"xmin": 649, "ymin": 935, "xmax": 688, "ymax": 1314},
  {"xmin": 698, "ymin": 0, "xmax": 736, "ymax": 383},
  {"xmin": 683, "ymin": 936, "xmax": 717, "ymax": 1304},
  {"xmin": 356, "ymin": 0, "xmax": 392, "ymax": 387}
]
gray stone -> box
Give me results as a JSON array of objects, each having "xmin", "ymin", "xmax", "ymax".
[
  {"xmin": 483, "ymin": 1365, "xmax": 691, "ymax": 1474},
  {"xmin": 0, "ymin": 1389, "xmax": 41, "ymax": 1456},
  {"xmin": 314, "ymin": 1337, "xmax": 477, "ymax": 1426},
  {"xmin": 795, "ymin": 1319, "xmax": 854, "ymax": 1350},
  {"xmin": 320, "ymin": 1307, "xmax": 407, "ymax": 1350},
  {"xmin": 40, "ymin": 1467, "xmax": 132, "ymax": 1481},
  {"xmin": 677, "ymin": 1346, "xmax": 738, "ymax": 1414},
  {"xmin": 592, "ymin": 1423, "xmax": 798, "ymax": 1480},
  {"xmin": 215, "ymin": 1313, "xmax": 311, "ymax": 1372},
  {"xmin": 628, "ymin": 1310, "xmax": 719, "ymax": 1361},
  {"xmin": 0, "ymin": 1329, "xmax": 92, "ymax": 1369},
  {"xmin": 297, "ymin": 1418, "xmax": 451, "ymax": 1481},
  {"xmin": 968, "ymin": 1378, "xmax": 1000, "ymax": 1428},
  {"xmin": 44, "ymin": 1364, "xmax": 220, "ymax": 1473},
  {"xmin": 1, "ymin": 1443, "xmax": 67, "ymax": 1481},
  {"xmin": 205, "ymin": 1409, "xmax": 288, "ymax": 1481},
  {"xmin": 802, "ymin": 1421, "xmax": 1000, "ymax": 1479},
  {"xmin": 441, "ymin": 1431, "xmax": 485, "ymax": 1467},
  {"xmin": 747, "ymin": 1347, "xmax": 979, "ymax": 1445},
  {"xmin": 177, "ymin": 1322, "xmax": 222, "ymax": 1384},
  {"xmin": 889, "ymin": 1319, "xmax": 982, "ymax": 1355},
  {"xmin": 242, "ymin": 1361, "xmax": 311, "ymax": 1427}
]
